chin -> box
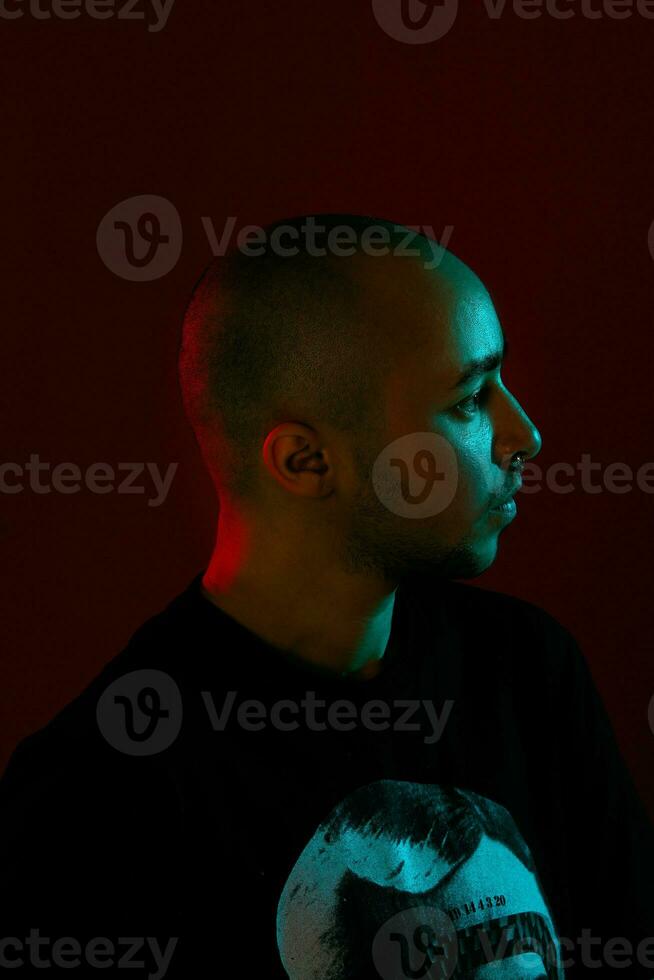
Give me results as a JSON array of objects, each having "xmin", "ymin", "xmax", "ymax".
[
  {"xmin": 393, "ymin": 540, "xmax": 497, "ymax": 584},
  {"xmin": 448, "ymin": 539, "xmax": 499, "ymax": 580}
]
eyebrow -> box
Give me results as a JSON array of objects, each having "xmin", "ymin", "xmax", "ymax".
[{"xmin": 450, "ymin": 335, "xmax": 508, "ymax": 390}]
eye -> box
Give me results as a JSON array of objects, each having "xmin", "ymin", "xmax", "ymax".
[{"xmin": 455, "ymin": 385, "xmax": 488, "ymax": 417}]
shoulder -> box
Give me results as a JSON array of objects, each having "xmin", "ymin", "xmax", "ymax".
[
  {"xmin": 421, "ymin": 581, "xmax": 603, "ymax": 738},
  {"xmin": 0, "ymin": 576, "xmax": 204, "ymax": 797},
  {"xmin": 0, "ymin": 581, "xmax": 198, "ymax": 923},
  {"xmin": 442, "ymin": 579, "xmax": 575, "ymax": 639},
  {"xmin": 416, "ymin": 578, "xmax": 586, "ymax": 681}
]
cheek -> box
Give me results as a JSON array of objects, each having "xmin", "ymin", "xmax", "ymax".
[
  {"xmin": 453, "ymin": 443, "xmax": 493, "ymax": 513},
  {"xmin": 435, "ymin": 418, "xmax": 495, "ymax": 511}
]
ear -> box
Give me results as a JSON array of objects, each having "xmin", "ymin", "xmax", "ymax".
[{"xmin": 262, "ymin": 422, "xmax": 335, "ymax": 498}]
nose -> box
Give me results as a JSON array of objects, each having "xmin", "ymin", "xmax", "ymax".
[{"xmin": 493, "ymin": 387, "xmax": 542, "ymax": 469}]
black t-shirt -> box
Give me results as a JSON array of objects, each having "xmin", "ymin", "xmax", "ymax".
[{"xmin": 2, "ymin": 574, "xmax": 653, "ymax": 979}]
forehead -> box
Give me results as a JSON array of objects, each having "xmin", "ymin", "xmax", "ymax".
[
  {"xmin": 431, "ymin": 283, "xmax": 505, "ymax": 383},
  {"xmin": 354, "ymin": 248, "xmax": 502, "ymax": 367},
  {"xmin": 357, "ymin": 253, "xmax": 504, "ymax": 418}
]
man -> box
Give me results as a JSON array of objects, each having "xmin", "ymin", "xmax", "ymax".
[{"xmin": 2, "ymin": 215, "xmax": 653, "ymax": 979}]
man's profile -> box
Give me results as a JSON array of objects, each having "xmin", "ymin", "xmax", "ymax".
[
  {"xmin": 179, "ymin": 216, "xmax": 540, "ymax": 678},
  {"xmin": 1, "ymin": 214, "xmax": 653, "ymax": 979}
]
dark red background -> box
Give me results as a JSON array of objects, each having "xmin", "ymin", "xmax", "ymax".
[{"xmin": 2, "ymin": 0, "xmax": 653, "ymax": 819}]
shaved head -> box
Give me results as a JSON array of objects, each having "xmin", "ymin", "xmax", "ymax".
[
  {"xmin": 180, "ymin": 213, "xmax": 539, "ymax": 583},
  {"xmin": 178, "ymin": 214, "xmax": 475, "ymax": 501}
]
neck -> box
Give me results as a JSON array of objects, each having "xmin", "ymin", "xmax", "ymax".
[{"xmin": 201, "ymin": 506, "xmax": 398, "ymax": 676}]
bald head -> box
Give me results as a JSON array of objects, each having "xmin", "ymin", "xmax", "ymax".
[{"xmin": 178, "ymin": 214, "xmax": 483, "ymax": 500}]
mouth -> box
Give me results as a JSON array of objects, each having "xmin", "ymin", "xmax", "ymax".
[
  {"xmin": 488, "ymin": 482, "xmax": 521, "ymax": 523},
  {"xmin": 489, "ymin": 497, "xmax": 517, "ymax": 518}
]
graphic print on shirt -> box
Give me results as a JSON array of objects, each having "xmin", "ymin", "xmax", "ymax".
[{"xmin": 276, "ymin": 780, "xmax": 563, "ymax": 980}]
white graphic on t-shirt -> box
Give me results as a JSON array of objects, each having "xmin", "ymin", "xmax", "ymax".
[{"xmin": 276, "ymin": 780, "xmax": 563, "ymax": 980}]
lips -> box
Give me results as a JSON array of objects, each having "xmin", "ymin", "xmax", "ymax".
[{"xmin": 490, "ymin": 481, "xmax": 522, "ymax": 511}]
